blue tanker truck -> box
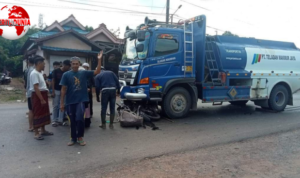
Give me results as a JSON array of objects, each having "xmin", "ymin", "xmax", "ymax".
[{"xmin": 118, "ymin": 15, "xmax": 300, "ymax": 119}]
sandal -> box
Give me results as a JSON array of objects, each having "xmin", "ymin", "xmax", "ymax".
[
  {"xmin": 77, "ymin": 140, "xmax": 86, "ymax": 146},
  {"xmin": 34, "ymin": 135, "xmax": 44, "ymax": 140},
  {"xmin": 52, "ymin": 122, "xmax": 58, "ymax": 127},
  {"xmin": 67, "ymin": 141, "xmax": 76, "ymax": 146},
  {"xmin": 28, "ymin": 128, "xmax": 35, "ymax": 132},
  {"xmin": 57, "ymin": 122, "xmax": 63, "ymax": 126},
  {"xmin": 41, "ymin": 131, "xmax": 54, "ymax": 136}
]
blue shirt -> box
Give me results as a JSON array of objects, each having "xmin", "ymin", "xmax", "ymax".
[
  {"xmin": 60, "ymin": 70, "xmax": 94, "ymax": 105},
  {"xmin": 95, "ymin": 70, "xmax": 120, "ymax": 97}
]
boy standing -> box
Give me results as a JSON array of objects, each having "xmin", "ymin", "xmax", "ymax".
[{"xmin": 51, "ymin": 60, "xmax": 71, "ymax": 127}]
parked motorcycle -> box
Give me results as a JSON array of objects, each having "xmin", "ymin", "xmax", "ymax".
[{"xmin": 0, "ymin": 73, "xmax": 11, "ymax": 85}]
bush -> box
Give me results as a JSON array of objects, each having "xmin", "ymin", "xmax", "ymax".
[{"xmin": 4, "ymin": 56, "xmax": 23, "ymax": 77}]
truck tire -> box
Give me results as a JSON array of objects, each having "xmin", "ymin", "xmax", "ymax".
[
  {"xmin": 229, "ymin": 100, "xmax": 248, "ymax": 106},
  {"xmin": 268, "ymin": 85, "xmax": 289, "ymax": 111},
  {"xmin": 163, "ymin": 87, "xmax": 191, "ymax": 119}
]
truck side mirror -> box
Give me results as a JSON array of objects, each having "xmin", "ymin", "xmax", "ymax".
[
  {"xmin": 136, "ymin": 44, "xmax": 144, "ymax": 52},
  {"xmin": 125, "ymin": 31, "xmax": 136, "ymax": 40},
  {"xmin": 137, "ymin": 30, "xmax": 147, "ymax": 41}
]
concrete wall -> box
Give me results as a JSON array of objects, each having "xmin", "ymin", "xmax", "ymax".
[
  {"xmin": 43, "ymin": 34, "xmax": 91, "ymax": 51},
  {"xmin": 23, "ymin": 60, "xmax": 27, "ymax": 72},
  {"xmin": 44, "ymin": 56, "xmax": 50, "ymax": 76},
  {"xmin": 90, "ymin": 33, "xmax": 113, "ymax": 43}
]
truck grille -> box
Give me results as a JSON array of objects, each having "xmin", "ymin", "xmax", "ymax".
[{"xmin": 119, "ymin": 71, "xmax": 137, "ymax": 85}]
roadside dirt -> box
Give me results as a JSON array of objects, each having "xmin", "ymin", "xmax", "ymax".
[
  {"xmin": 73, "ymin": 129, "xmax": 300, "ymax": 178},
  {"xmin": 0, "ymin": 78, "xmax": 26, "ymax": 103}
]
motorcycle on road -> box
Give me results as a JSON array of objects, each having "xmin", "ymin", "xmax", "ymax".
[{"xmin": 0, "ymin": 73, "xmax": 11, "ymax": 85}]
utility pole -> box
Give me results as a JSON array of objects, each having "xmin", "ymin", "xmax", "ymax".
[
  {"xmin": 38, "ymin": 14, "xmax": 44, "ymax": 29},
  {"xmin": 166, "ymin": 0, "xmax": 170, "ymax": 24}
]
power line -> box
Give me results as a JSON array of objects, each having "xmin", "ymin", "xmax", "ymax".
[
  {"xmin": 160, "ymin": 3, "xmax": 166, "ymax": 14},
  {"xmin": 174, "ymin": 14, "xmax": 235, "ymax": 34},
  {"xmin": 180, "ymin": 0, "xmax": 254, "ymax": 26},
  {"xmin": 206, "ymin": 26, "xmax": 226, "ymax": 32},
  {"xmin": 0, "ymin": 0, "xmax": 175, "ymax": 23},
  {"xmin": 76, "ymin": 0, "xmax": 166, "ymax": 9},
  {"xmin": 12, "ymin": 0, "xmax": 176, "ymax": 17},
  {"xmin": 180, "ymin": 0, "xmax": 211, "ymax": 11},
  {"xmin": 58, "ymin": 0, "xmax": 165, "ymax": 15},
  {"xmin": 0, "ymin": 1, "xmax": 98, "ymax": 11},
  {"xmin": 0, "ymin": 0, "xmax": 203, "ymax": 29}
]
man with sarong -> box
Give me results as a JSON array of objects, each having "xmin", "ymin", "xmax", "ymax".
[{"xmin": 29, "ymin": 56, "xmax": 53, "ymax": 140}]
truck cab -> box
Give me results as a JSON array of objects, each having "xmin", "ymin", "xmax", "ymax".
[{"xmin": 118, "ymin": 16, "xmax": 203, "ymax": 118}]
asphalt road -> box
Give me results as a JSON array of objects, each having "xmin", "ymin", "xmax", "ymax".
[{"xmin": 1, "ymin": 93, "xmax": 300, "ymax": 178}]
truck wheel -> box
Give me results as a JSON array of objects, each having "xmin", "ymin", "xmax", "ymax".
[
  {"xmin": 268, "ymin": 85, "xmax": 289, "ymax": 111},
  {"xmin": 229, "ymin": 100, "xmax": 248, "ymax": 106},
  {"xmin": 163, "ymin": 87, "xmax": 191, "ymax": 119}
]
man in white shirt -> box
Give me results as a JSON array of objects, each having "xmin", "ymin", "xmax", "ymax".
[
  {"xmin": 26, "ymin": 57, "xmax": 35, "ymax": 132},
  {"xmin": 29, "ymin": 56, "xmax": 53, "ymax": 140}
]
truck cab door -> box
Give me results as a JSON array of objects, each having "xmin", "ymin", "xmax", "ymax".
[{"xmin": 146, "ymin": 32, "xmax": 182, "ymax": 92}]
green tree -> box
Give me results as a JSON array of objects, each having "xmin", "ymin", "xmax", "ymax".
[
  {"xmin": 85, "ymin": 25, "xmax": 94, "ymax": 32},
  {"xmin": 4, "ymin": 56, "xmax": 23, "ymax": 77},
  {"xmin": 0, "ymin": 25, "xmax": 40, "ymax": 76},
  {"xmin": 222, "ymin": 31, "xmax": 239, "ymax": 37},
  {"xmin": 0, "ymin": 46, "xmax": 9, "ymax": 72},
  {"xmin": 109, "ymin": 27, "xmax": 120, "ymax": 38}
]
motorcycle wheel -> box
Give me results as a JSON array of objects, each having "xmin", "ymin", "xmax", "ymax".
[{"xmin": 142, "ymin": 110, "xmax": 161, "ymax": 121}]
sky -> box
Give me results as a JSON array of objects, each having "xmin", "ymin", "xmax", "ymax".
[{"xmin": 0, "ymin": 0, "xmax": 300, "ymax": 47}]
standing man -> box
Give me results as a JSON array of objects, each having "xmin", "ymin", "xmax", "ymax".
[
  {"xmin": 95, "ymin": 68, "xmax": 120, "ymax": 129},
  {"xmin": 82, "ymin": 63, "xmax": 94, "ymax": 119},
  {"xmin": 48, "ymin": 61, "xmax": 60, "ymax": 94},
  {"xmin": 30, "ymin": 56, "xmax": 53, "ymax": 140},
  {"xmin": 26, "ymin": 57, "xmax": 35, "ymax": 132},
  {"xmin": 51, "ymin": 60, "xmax": 71, "ymax": 127},
  {"xmin": 60, "ymin": 51, "xmax": 103, "ymax": 146}
]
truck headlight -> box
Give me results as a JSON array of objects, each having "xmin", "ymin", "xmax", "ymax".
[{"xmin": 137, "ymin": 88, "xmax": 145, "ymax": 94}]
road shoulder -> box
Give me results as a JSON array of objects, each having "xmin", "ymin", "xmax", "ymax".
[{"xmin": 66, "ymin": 129, "xmax": 300, "ymax": 178}]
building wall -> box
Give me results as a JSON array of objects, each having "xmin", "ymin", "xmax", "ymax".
[
  {"xmin": 44, "ymin": 56, "xmax": 50, "ymax": 76},
  {"xmin": 23, "ymin": 60, "xmax": 27, "ymax": 72},
  {"xmin": 43, "ymin": 34, "xmax": 91, "ymax": 51},
  {"xmin": 90, "ymin": 33, "xmax": 113, "ymax": 43},
  {"xmin": 64, "ymin": 21, "xmax": 79, "ymax": 28}
]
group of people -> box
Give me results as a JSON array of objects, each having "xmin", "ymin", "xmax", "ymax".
[{"xmin": 25, "ymin": 50, "xmax": 121, "ymax": 146}]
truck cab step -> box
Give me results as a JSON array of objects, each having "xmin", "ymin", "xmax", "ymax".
[{"xmin": 213, "ymin": 102, "xmax": 223, "ymax": 106}]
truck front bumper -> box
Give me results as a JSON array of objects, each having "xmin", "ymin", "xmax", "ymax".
[
  {"xmin": 124, "ymin": 93, "xmax": 147, "ymax": 100},
  {"xmin": 119, "ymin": 80, "xmax": 149, "ymax": 101}
]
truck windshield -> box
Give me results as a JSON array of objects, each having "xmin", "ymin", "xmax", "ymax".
[{"xmin": 121, "ymin": 31, "xmax": 150, "ymax": 65}]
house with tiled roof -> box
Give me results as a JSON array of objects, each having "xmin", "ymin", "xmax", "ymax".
[{"xmin": 20, "ymin": 15, "xmax": 124, "ymax": 75}]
